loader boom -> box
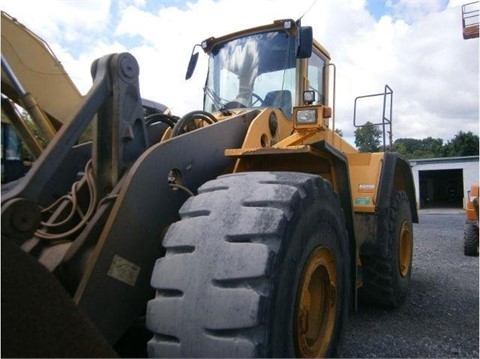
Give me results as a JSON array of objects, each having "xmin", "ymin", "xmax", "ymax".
[{"xmin": 1, "ymin": 11, "xmax": 83, "ymax": 128}]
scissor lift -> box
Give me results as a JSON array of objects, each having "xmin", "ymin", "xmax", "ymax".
[{"xmin": 462, "ymin": 1, "xmax": 479, "ymax": 39}]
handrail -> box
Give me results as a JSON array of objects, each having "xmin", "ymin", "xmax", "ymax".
[
  {"xmin": 353, "ymin": 84, "xmax": 393, "ymax": 151},
  {"xmin": 327, "ymin": 63, "xmax": 336, "ymax": 131}
]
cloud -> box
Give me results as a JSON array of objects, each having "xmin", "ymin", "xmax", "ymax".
[
  {"xmin": 391, "ymin": 2, "xmax": 479, "ymax": 138},
  {"xmin": 1, "ymin": 0, "xmax": 478, "ymax": 145},
  {"xmin": 2, "ymin": 0, "xmax": 112, "ymax": 42},
  {"xmin": 387, "ymin": 0, "xmax": 449, "ymax": 23}
]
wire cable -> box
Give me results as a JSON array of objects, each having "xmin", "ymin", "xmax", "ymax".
[{"xmin": 35, "ymin": 160, "xmax": 98, "ymax": 240}]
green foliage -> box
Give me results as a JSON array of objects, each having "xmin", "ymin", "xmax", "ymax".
[
  {"xmin": 354, "ymin": 121, "xmax": 382, "ymax": 152},
  {"xmin": 391, "ymin": 137, "xmax": 444, "ymax": 159},
  {"xmin": 391, "ymin": 131, "xmax": 478, "ymax": 159},
  {"xmin": 442, "ymin": 131, "xmax": 479, "ymax": 157}
]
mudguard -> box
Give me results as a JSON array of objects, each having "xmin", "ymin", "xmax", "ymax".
[{"xmin": 359, "ymin": 152, "xmax": 418, "ymax": 258}]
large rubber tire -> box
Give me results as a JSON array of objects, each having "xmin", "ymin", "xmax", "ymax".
[
  {"xmin": 146, "ymin": 172, "xmax": 350, "ymax": 357},
  {"xmin": 359, "ymin": 190, "xmax": 413, "ymax": 308},
  {"xmin": 464, "ymin": 220, "xmax": 479, "ymax": 256}
]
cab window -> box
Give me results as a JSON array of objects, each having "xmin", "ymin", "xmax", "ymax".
[{"xmin": 307, "ymin": 49, "xmax": 327, "ymax": 105}]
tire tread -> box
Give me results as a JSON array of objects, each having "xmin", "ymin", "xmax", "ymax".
[
  {"xmin": 464, "ymin": 220, "xmax": 479, "ymax": 256},
  {"xmin": 359, "ymin": 190, "xmax": 411, "ymax": 307},
  {"xmin": 147, "ymin": 171, "xmax": 347, "ymax": 357}
]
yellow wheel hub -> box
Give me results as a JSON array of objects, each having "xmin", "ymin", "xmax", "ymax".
[
  {"xmin": 295, "ymin": 247, "xmax": 337, "ymax": 357},
  {"xmin": 398, "ymin": 220, "xmax": 413, "ymax": 277}
]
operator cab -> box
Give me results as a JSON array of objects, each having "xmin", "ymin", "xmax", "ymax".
[{"xmin": 186, "ymin": 19, "xmax": 330, "ymax": 119}]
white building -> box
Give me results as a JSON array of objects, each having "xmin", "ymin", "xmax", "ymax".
[{"xmin": 409, "ymin": 156, "xmax": 479, "ymax": 209}]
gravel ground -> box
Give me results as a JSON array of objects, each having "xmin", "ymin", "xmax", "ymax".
[{"xmin": 342, "ymin": 210, "xmax": 479, "ymax": 358}]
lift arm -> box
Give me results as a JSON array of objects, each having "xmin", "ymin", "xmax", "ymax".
[{"xmin": 1, "ymin": 53, "xmax": 148, "ymax": 242}]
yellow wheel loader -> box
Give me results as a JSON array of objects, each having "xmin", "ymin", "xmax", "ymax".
[{"xmin": 1, "ymin": 12, "xmax": 418, "ymax": 358}]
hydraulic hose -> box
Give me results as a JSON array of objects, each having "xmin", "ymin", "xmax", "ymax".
[{"xmin": 171, "ymin": 110, "xmax": 217, "ymax": 137}]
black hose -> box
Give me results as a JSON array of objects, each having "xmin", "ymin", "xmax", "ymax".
[
  {"xmin": 171, "ymin": 110, "xmax": 217, "ymax": 137},
  {"xmin": 145, "ymin": 113, "xmax": 178, "ymax": 128}
]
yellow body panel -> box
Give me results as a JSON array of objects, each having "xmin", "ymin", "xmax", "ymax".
[
  {"xmin": 238, "ymin": 109, "xmax": 293, "ymax": 149},
  {"xmin": 347, "ymin": 152, "xmax": 385, "ymax": 213},
  {"xmin": 323, "ymin": 130, "xmax": 358, "ymax": 155},
  {"xmin": 466, "ymin": 183, "xmax": 479, "ymax": 221},
  {"xmin": 225, "ymin": 104, "xmax": 360, "ymax": 193}
]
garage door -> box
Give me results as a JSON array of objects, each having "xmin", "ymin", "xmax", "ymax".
[{"xmin": 419, "ymin": 169, "xmax": 464, "ymax": 208}]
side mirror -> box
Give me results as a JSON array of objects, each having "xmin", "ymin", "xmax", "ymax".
[
  {"xmin": 297, "ymin": 26, "xmax": 312, "ymax": 58},
  {"xmin": 185, "ymin": 46, "xmax": 200, "ymax": 80}
]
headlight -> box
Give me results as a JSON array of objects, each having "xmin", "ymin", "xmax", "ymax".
[
  {"xmin": 296, "ymin": 109, "xmax": 317, "ymax": 124},
  {"xmin": 303, "ymin": 90, "xmax": 316, "ymax": 104}
]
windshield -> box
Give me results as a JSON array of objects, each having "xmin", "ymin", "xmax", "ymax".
[{"xmin": 204, "ymin": 30, "xmax": 297, "ymax": 117}]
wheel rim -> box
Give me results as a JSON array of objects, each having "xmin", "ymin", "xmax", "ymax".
[
  {"xmin": 295, "ymin": 247, "xmax": 337, "ymax": 357},
  {"xmin": 398, "ymin": 220, "xmax": 413, "ymax": 277}
]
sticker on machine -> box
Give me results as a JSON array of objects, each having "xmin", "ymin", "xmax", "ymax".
[
  {"xmin": 108, "ymin": 255, "xmax": 140, "ymax": 286},
  {"xmin": 358, "ymin": 184, "xmax": 375, "ymax": 193},
  {"xmin": 355, "ymin": 197, "xmax": 371, "ymax": 205}
]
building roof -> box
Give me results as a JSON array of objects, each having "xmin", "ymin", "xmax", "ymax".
[{"xmin": 410, "ymin": 155, "xmax": 479, "ymax": 165}]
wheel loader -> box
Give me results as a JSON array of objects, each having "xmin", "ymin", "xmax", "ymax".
[
  {"xmin": 464, "ymin": 183, "xmax": 479, "ymax": 256},
  {"xmin": 1, "ymin": 11, "xmax": 418, "ymax": 358},
  {"xmin": 460, "ymin": 3, "xmax": 478, "ymax": 257}
]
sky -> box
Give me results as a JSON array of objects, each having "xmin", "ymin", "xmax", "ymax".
[{"xmin": 1, "ymin": 0, "xmax": 479, "ymax": 147}]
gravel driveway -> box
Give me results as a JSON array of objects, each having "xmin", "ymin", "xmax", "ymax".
[{"xmin": 342, "ymin": 209, "xmax": 479, "ymax": 358}]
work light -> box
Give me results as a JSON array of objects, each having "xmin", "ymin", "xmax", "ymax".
[{"xmin": 295, "ymin": 108, "xmax": 317, "ymax": 124}]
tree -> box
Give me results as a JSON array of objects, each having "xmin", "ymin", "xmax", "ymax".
[
  {"xmin": 391, "ymin": 137, "xmax": 444, "ymax": 159},
  {"xmin": 421, "ymin": 137, "xmax": 444, "ymax": 157},
  {"xmin": 442, "ymin": 131, "xmax": 479, "ymax": 157},
  {"xmin": 390, "ymin": 131, "xmax": 478, "ymax": 159},
  {"xmin": 354, "ymin": 121, "xmax": 382, "ymax": 152}
]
